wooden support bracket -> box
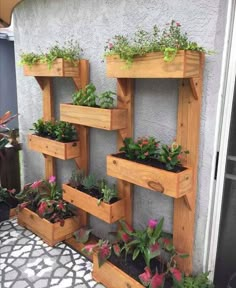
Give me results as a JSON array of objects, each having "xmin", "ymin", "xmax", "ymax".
[
  {"xmin": 117, "ymin": 78, "xmax": 134, "ymax": 225},
  {"xmin": 72, "ymin": 60, "xmax": 90, "ymax": 90},
  {"xmin": 189, "ymin": 78, "xmax": 200, "ymax": 100},
  {"xmin": 35, "ymin": 77, "xmax": 45, "ymax": 90}
]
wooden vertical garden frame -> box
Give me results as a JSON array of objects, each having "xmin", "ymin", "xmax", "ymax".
[
  {"xmin": 23, "ymin": 59, "xmax": 90, "ymax": 229},
  {"xmin": 102, "ymin": 51, "xmax": 205, "ymax": 277}
]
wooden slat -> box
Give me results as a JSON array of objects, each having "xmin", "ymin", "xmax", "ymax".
[
  {"xmin": 17, "ymin": 208, "xmax": 80, "ymax": 246},
  {"xmin": 173, "ymin": 54, "xmax": 205, "ymax": 274},
  {"xmin": 63, "ymin": 184, "xmax": 125, "ymax": 224},
  {"xmin": 107, "ymin": 155, "xmax": 192, "ymax": 198},
  {"xmin": 60, "ymin": 104, "xmax": 127, "ymax": 130},
  {"xmin": 106, "ymin": 51, "xmax": 201, "ymax": 79},
  {"xmin": 117, "ymin": 79, "xmax": 134, "ymax": 225},
  {"xmin": 24, "ymin": 59, "xmax": 80, "ymax": 77}
]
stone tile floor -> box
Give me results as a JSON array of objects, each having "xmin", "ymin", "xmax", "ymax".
[{"xmin": 0, "ymin": 219, "xmax": 105, "ymax": 288}]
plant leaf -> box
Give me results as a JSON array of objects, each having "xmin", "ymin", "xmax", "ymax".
[
  {"xmin": 139, "ymin": 267, "xmax": 152, "ymax": 287},
  {"xmin": 73, "ymin": 227, "xmax": 92, "ymax": 243},
  {"xmin": 150, "ymin": 272, "xmax": 165, "ymax": 288}
]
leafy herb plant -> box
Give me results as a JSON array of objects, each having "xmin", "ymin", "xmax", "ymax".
[
  {"xmin": 72, "ymin": 83, "xmax": 116, "ymax": 109},
  {"xmin": 98, "ymin": 183, "xmax": 117, "ymax": 205},
  {"xmin": 105, "ymin": 20, "xmax": 207, "ymax": 65},
  {"xmin": 20, "ymin": 40, "xmax": 82, "ymax": 68}
]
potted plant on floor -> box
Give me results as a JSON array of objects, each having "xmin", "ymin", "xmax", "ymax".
[
  {"xmin": 60, "ymin": 83, "xmax": 127, "ymax": 130},
  {"xmin": 16, "ymin": 176, "xmax": 80, "ymax": 246},
  {"xmin": 104, "ymin": 20, "xmax": 207, "ymax": 78},
  {"xmin": 28, "ymin": 119, "xmax": 80, "ymax": 160},
  {"xmin": 63, "ymin": 170, "xmax": 125, "ymax": 224},
  {"xmin": 107, "ymin": 136, "xmax": 192, "ymax": 198},
  {"xmin": 0, "ymin": 187, "xmax": 18, "ymax": 222}
]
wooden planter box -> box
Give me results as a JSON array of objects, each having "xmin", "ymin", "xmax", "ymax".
[
  {"xmin": 107, "ymin": 155, "xmax": 192, "ymax": 198},
  {"xmin": 28, "ymin": 134, "xmax": 80, "ymax": 160},
  {"xmin": 23, "ymin": 59, "xmax": 80, "ymax": 77},
  {"xmin": 60, "ymin": 104, "xmax": 127, "ymax": 130},
  {"xmin": 17, "ymin": 208, "xmax": 80, "ymax": 246},
  {"xmin": 106, "ymin": 51, "xmax": 202, "ymax": 78},
  {"xmin": 93, "ymin": 253, "xmax": 144, "ymax": 288},
  {"xmin": 62, "ymin": 184, "xmax": 125, "ymax": 224}
]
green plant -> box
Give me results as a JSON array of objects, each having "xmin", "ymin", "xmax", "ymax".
[
  {"xmin": 69, "ymin": 169, "xmax": 84, "ymax": 188},
  {"xmin": 97, "ymin": 183, "xmax": 117, "ymax": 205},
  {"xmin": 54, "ymin": 121, "xmax": 76, "ymax": 142},
  {"xmin": 81, "ymin": 174, "xmax": 97, "ymax": 190},
  {"xmin": 0, "ymin": 111, "xmax": 18, "ymax": 149},
  {"xmin": 31, "ymin": 119, "xmax": 76, "ymax": 142},
  {"xmin": 72, "ymin": 83, "xmax": 116, "ymax": 109},
  {"xmin": 20, "ymin": 40, "xmax": 82, "ymax": 68},
  {"xmin": 120, "ymin": 136, "xmax": 160, "ymax": 160},
  {"xmin": 159, "ymin": 141, "xmax": 189, "ymax": 171},
  {"xmin": 183, "ymin": 272, "xmax": 214, "ymax": 288},
  {"xmin": 0, "ymin": 186, "xmax": 16, "ymax": 206},
  {"xmin": 104, "ymin": 21, "xmax": 207, "ymax": 65},
  {"xmin": 97, "ymin": 91, "xmax": 116, "ymax": 109},
  {"xmin": 16, "ymin": 176, "xmax": 73, "ymax": 225}
]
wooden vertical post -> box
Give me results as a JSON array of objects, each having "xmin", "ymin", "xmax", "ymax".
[
  {"xmin": 174, "ymin": 54, "xmax": 205, "ymax": 274},
  {"xmin": 74, "ymin": 60, "xmax": 90, "ymax": 227},
  {"xmin": 117, "ymin": 78, "xmax": 134, "ymax": 225},
  {"xmin": 35, "ymin": 77, "xmax": 55, "ymax": 179}
]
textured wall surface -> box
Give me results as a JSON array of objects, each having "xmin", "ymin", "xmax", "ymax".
[{"xmin": 13, "ymin": 0, "xmax": 228, "ymax": 272}]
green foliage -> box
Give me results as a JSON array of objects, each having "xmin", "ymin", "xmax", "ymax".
[
  {"xmin": 159, "ymin": 142, "xmax": 189, "ymax": 171},
  {"xmin": 69, "ymin": 169, "xmax": 84, "ymax": 188},
  {"xmin": 31, "ymin": 119, "xmax": 76, "ymax": 142},
  {"xmin": 104, "ymin": 20, "xmax": 207, "ymax": 65},
  {"xmin": 97, "ymin": 91, "xmax": 116, "ymax": 109},
  {"xmin": 120, "ymin": 136, "xmax": 160, "ymax": 160},
  {"xmin": 20, "ymin": 40, "xmax": 82, "ymax": 68},
  {"xmin": 0, "ymin": 186, "xmax": 16, "ymax": 206},
  {"xmin": 81, "ymin": 174, "xmax": 97, "ymax": 190},
  {"xmin": 72, "ymin": 83, "xmax": 97, "ymax": 107},
  {"xmin": 182, "ymin": 272, "xmax": 214, "ymax": 288},
  {"xmin": 72, "ymin": 83, "xmax": 116, "ymax": 109},
  {"xmin": 98, "ymin": 183, "xmax": 117, "ymax": 205}
]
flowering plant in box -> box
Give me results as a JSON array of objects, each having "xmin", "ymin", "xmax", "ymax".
[
  {"xmin": 119, "ymin": 136, "xmax": 160, "ymax": 160},
  {"xmin": 104, "ymin": 20, "xmax": 207, "ymax": 66},
  {"xmin": 16, "ymin": 176, "xmax": 74, "ymax": 225},
  {"xmin": 159, "ymin": 142, "xmax": 189, "ymax": 171}
]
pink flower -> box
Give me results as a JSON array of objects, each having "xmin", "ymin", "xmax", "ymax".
[
  {"xmin": 49, "ymin": 176, "xmax": 56, "ymax": 183},
  {"xmin": 150, "ymin": 272, "xmax": 165, "ymax": 288},
  {"xmin": 171, "ymin": 268, "xmax": 182, "ymax": 282},
  {"xmin": 31, "ymin": 180, "xmax": 42, "ymax": 189},
  {"xmin": 83, "ymin": 244, "xmax": 97, "ymax": 254},
  {"xmin": 144, "ymin": 152, "xmax": 149, "ymax": 156},
  {"xmin": 57, "ymin": 201, "xmax": 65, "ymax": 210},
  {"xmin": 148, "ymin": 219, "xmax": 158, "ymax": 229},
  {"xmin": 176, "ymin": 22, "xmax": 181, "ymax": 27},
  {"xmin": 108, "ymin": 43, "xmax": 114, "ymax": 49},
  {"xmin": 177, "ymin": 154, "xmax": 182, "ymax": 160},
  {"xmin": 38, "ymin": 201, "xmax": 48, "ymax": 215}
]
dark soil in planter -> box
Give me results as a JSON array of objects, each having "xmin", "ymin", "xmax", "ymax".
[
  {"xmin": 109, "ymin": 251, "xmax": 173, "ymax": 287},
  {"xmin": 113, "ymin": 153, "xmax": 186, "ymax": 173},
  {"xmin": 0, "ymin": 202, "xmax": 10, "ymax": 222},
  {"xmin": 71, "ymin": 184, "xmax": 119, "ymax": 205}
]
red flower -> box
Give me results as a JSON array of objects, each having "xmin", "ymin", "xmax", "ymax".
[
  {"xmin": 120, "ymin": 231, "xmax": 130, "ymax": 243},
  {"xmin": 139, "ymin": 267, "xmax": 152, "ymax": 286},
  {"xmin": 150, "ymin": 272, "xmax": 165, "ymax": 288}
]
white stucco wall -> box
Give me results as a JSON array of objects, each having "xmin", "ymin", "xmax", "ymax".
[{"xmin": 13, "ymin": 0, "xmax": 228, "ymax": 272}]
